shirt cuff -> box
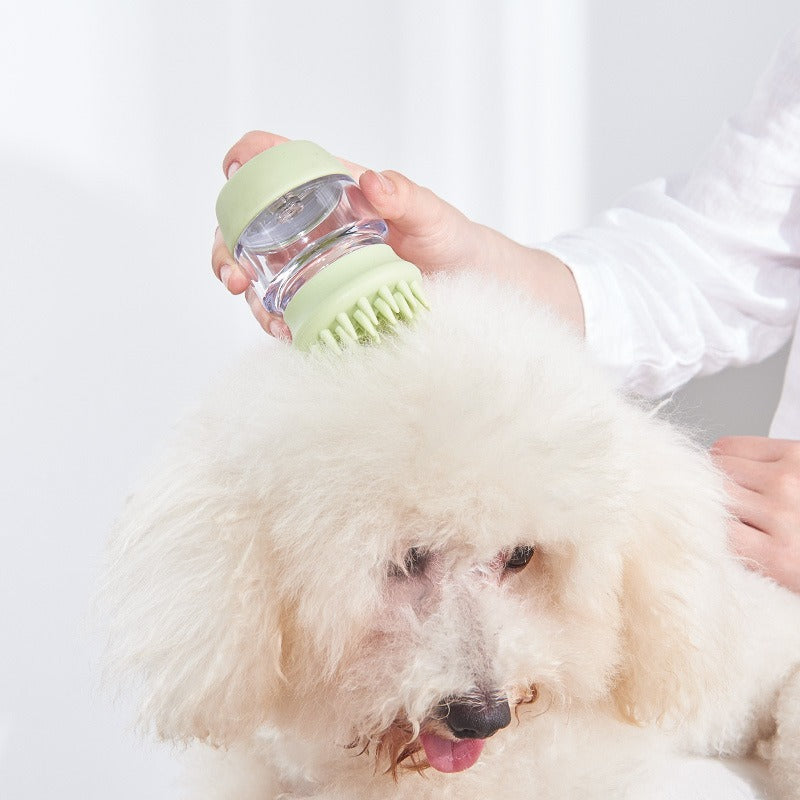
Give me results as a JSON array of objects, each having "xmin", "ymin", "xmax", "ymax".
[{"xmin": 538, "ymin": 234, "xmax": 636, "ymax": 389}]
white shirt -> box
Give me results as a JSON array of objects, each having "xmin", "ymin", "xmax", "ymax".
[{"xmin": 543, "ymin": 27, "xmax": 800, "ymax": 438}]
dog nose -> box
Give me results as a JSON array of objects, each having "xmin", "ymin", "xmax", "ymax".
[{"xmin": 440, "ymin": 695, "xmax": 511, "ymax": 739}]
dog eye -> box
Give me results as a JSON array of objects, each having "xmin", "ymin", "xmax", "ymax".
[
  {"xmin": 389, "ymin": 547, "xmax": 428, "ymax": 578},
  {"xmin": 505, "ymin": 545, "xmax": 535, "ymax": 571}
]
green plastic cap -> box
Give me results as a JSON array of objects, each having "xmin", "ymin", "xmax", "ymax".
[{"xmin": 215, "ymin": 140, "xmax": 349, "ymax": 254}]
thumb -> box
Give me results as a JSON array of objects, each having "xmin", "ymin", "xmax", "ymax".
[{"xmin": 359, "ymin": 169, "xmax": 448, "ymax": 234}]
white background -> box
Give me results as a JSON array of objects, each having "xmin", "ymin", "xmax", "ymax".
[{"xmin": 0, "ymin": 1, "xmax": 796, "ymax": 797}]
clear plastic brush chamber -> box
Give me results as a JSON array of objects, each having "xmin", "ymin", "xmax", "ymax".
[{"xmin": 215, "ymin": 140, "xmax": 428, "ymax": 351}]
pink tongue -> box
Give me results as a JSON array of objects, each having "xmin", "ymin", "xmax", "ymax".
[{"xmin": 420, "ymin": 732, "xmax": 485, "ymax": 773}]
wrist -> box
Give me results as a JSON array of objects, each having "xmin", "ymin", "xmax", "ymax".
[{"xmin": 474, "ymin": 228, "xmax": 585, "ymax": 336}]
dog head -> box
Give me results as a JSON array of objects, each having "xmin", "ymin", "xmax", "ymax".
[{"xmin": 104, "ymin": 273, "xmax": 735, "ymax": 774}]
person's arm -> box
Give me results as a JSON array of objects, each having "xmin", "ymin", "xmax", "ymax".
[
  {"xmin": 211, "ymin": 30, "xmax": 800, "ymax": 596},
  {"xmin": 539, "ymin": 26, "xmax": 800, "ymax": 398},
  {"xmin": 536, "ymin": 27, "xmax": 800, "ymax": 595},
  {"xmin": 212, "ymin": 133, "xmax": 584, "ymax": 340}
]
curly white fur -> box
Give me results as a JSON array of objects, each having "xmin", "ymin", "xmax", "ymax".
[{"xmin": 103, "ymin": 273, "xmax": 800, "ymax": 799}]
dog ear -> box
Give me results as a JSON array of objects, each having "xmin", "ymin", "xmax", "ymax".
[
  {"xmin": 102, "ymin": 431, "xmax": 287, "ymax": 746},
  {"xmin": 612, "ymin": 418, "xmax": 738, "ymax": 726}
]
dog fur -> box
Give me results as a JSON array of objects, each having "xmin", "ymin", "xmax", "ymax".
[{"xmin": 104, "ymin": 273, "xmax": 800, "ymax": 799}]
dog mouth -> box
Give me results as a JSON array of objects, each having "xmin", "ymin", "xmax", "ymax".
[
  {"xmin": 374, "ymin": 686, "xmax": 538, "ymax": 776},
  {"xmin": 372, "ymin": 718, "xmax": 490, "ymax": 776},
  {"xmin": 418, "ymin": 731, "xmax": 485, "ymax": 773},
  {"xmin": 418, "ymin": 690, "xmax": 516, "ymax": 773}
]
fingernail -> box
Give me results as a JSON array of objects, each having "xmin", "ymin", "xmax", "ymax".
[
  {"xmin": 377, "ymin": 170, "xmax": 395, "ymax": 194},
  {"xmin": 227, "ymin": 161, "xmax": 241, "ymax": 178},
  {"xmin": 375, "ymin": 170, "xmax": 395, "ymax": 195},
  {"xmin": 220, "ymin": 264, "xmax": 233, "ymax": 288},
  {"xmin": 269, "ymin": 320, "xmax": 291, "ymax": 342}
]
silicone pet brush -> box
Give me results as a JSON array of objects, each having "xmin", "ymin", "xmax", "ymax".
[{"xmin": 215, "ymin": 140, "xmax": 429, "ymax": 351}]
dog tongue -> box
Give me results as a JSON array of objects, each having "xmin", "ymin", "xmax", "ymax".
[{"xmin": 420, "ymin": 732, "xmax": 485, "ymax": 773}]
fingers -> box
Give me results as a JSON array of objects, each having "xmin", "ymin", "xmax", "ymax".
[
  {"xmin": 212, "ymin": 227, "xmax": 250, "ymax": 294},
  {"xmin": 728, "ymin": 519, "xmax": 800, "ymax": 593},
  {"xmin": 359, "ymin": 169, "xmax": 447, "ymax": 233},
  {"xmin": 216, "ymin": 132, "xmax": 289, "ymax": 299},
  {"xmin": 711, "ymin": 435, "xmax": 787, "ymax": 462},
  {"xmin": 715, "ymin": 450, "xmax": 783, "ymax": 530},
  {"xmin": 245, "ymin": 287, "xmax": 292, "ymax": 341},
  {"xmin": 713, "ymin": 453, "xmax": 769, "ymax": 493},
  {"xmin": 722, "ymin": 479, "xmax": 773, "ymax": 533},
  {"xmin": 713, "ymin": 438, "xmax": 800, "ymax": 525},
  {"xmin": 213, "ymin": 224, "xmax": 284, "ymax": 336},
  {"xmin": 728, "ymin": 519, "xmax": 775, "ymax": 572},
  {"xmin": 223, "ymin": 131, "xmax": 290, "ymax": 178},
  {"xmin": 714, "ymin": 435, "xmax": 800, "ymax": 592},
  {"xmin": 223, "ymin": 130, "xmax": 365, "ymax": 180}
]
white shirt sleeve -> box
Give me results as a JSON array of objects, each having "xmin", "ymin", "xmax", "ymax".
[{"xmin": 541, "ymin": 26, "xmax": 800, "ymax": 399}]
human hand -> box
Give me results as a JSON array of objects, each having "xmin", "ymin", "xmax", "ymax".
[
  {"xmin": 712, "ymin": 436, "xmax": 800, "ymax": 593},
  {"xmin": 211, "ymin": 131, "xmax": 489, "ymax": 338}
]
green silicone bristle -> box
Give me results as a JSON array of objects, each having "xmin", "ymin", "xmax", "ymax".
[
  {"xmin": 311, "ymin": 279, "xmax": 429, "ymax": 354},
  {"xmin": 283, "ymin": 243, "xmax": 429, "ymax": 353}
]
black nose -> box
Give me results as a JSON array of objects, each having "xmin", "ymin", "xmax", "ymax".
[{"xmin": 439, "ymin": 695, "xmax": 511, "ymax": 739}]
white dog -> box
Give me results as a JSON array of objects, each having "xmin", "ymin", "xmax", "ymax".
[{"xmin": 105, "ymin": 274, "xmax": 800, "ymax": 799}]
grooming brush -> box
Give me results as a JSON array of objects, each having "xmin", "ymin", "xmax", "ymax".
[{"xmin": 215, "ymin": 140, "xmax": 429, "ymax": 351}]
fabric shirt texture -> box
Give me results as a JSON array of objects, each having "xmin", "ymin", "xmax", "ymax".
[{"xmin": 542, "ymin": 26, "xmax": 800, "ymax": 438}]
